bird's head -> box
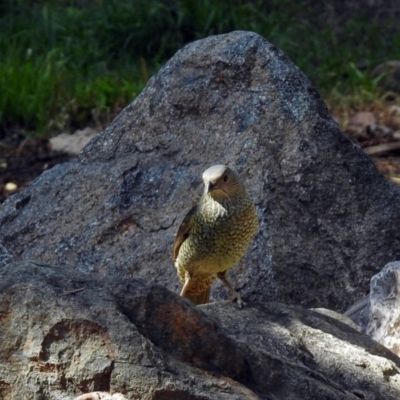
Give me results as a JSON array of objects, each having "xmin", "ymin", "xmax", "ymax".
[{"xmin": 202, "ymin": 165, "xmax": 244, "ymax": 200}]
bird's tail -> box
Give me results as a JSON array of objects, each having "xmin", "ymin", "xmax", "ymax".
[{"xmin": 182, "ymin": 287, "xmax": 211, "ymax": 305}]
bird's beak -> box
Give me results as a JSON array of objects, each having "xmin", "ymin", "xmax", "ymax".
[{"xmin": 207, "ymin": 182, "xmax": 216, "ymax": 193}]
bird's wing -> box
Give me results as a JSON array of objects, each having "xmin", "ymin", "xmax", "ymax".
[{"xmin": 173, "ymin": 204, "xmax": 197, "ymax": 261}]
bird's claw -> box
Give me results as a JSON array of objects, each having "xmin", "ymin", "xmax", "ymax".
[{"xmin": 232, "ymin": 295, "xmax": 246, "ymax": 308}]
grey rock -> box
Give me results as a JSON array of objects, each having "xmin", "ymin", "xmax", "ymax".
[
  {"xmin": 366, "ymin": 261, "xmax": 400, "ymax": 351},
  {"xmin": 366, "ymin": 261, "xmax": 400, "ymax": 356},
  {"xmin": 348, "ymin": 261, "xmax": 400, "ymax": 357},
  {"xmin": 2, "ymin": 259, "xmax": 400, "ymax": 399},
  {"xmin": 0, "ymin": 260, "xmax": 260, "ymax": 400},
  {"xmin": 1, "ymin": 31, "xmax": 400, "ymax": 311}
]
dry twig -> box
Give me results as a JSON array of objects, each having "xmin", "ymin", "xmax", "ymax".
[{"xmin": 59, "ymin": 287, "xmax": 86, "ymax": 296}]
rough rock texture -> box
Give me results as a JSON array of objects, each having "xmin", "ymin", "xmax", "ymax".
[
  {"xmin": 366, "ymin": 262, "xmax": 400, "ymax": 356},
  {"xmin": 2, "ymin": 260, "xmax": 400, "ymax": 400},
  {"xmin": 1, "ymin": 31, "xmax": 400, "ymax": 311},
  {"xmin": 346, "ymin": 261, "xmax": 400, "ymax": 357}
]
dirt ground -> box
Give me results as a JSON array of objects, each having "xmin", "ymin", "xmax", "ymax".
[
  {"xmin": 0, "ymin": 132, "xmax": 74, "ymax": 203},
  {"xmin": 1, "ymin": 106, "xmax": 400, "ymax": 204}
]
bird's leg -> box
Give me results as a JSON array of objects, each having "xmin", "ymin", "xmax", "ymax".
[
  {"xmin": 217, "ymin": 271, "xmax": 246, "ymax": 308},
  {"xmin": 180, "ymin": 276, "xmax": 191, "ymax": 297}
]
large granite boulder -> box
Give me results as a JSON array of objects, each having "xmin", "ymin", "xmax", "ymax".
[
  {"xmin": 1, "ymin": 31, "xmax": 400, "ymax": 310},
  {"xmin": 2, "ymin": 259, "xmax": 400, "ymax": 399}
]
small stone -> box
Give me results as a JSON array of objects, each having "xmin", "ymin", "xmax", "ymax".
[
  {"xmin": 387, "ymin": 105, "xmax": 400, "ymax": 128},
  {"xmin": 5, "ymin": 182, "xmax": 17, "ymax": 192},
  {"xmin": 349, "ymin": 111, "xmax": 376, "ymax": 127},
  {"xmin": 50, "ymin": 127, "xmax": 98, "ymax": 155}
]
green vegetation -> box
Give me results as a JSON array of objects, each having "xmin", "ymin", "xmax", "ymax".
[{"xmin": 1, "ymin": 0, "xmax": 400, "ymax": 137}]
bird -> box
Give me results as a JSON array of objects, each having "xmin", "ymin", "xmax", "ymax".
[{"xmin": 173, "ymin": 164, "xmax": 258, "ymax": 307}]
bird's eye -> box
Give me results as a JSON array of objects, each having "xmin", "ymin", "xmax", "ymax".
[{"xmin": 223, "ymin": 175, "xmax": 228, "ymax": 182}]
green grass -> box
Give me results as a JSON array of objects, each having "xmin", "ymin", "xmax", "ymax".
[
  {"xmin": 0, "ymin": 44, "xmax": 146, "ymax": 136},
  {"xmin": 1, "ymin": 0, "xmax": 400, "ymax": 137}
]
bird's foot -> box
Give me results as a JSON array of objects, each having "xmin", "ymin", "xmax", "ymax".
[{"xmin": 232, "ymin": 295, "xmax": 246, "ymax": 308}]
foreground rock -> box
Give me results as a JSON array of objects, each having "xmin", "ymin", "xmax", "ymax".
[
  {"xmin": 2, "ymin": 260, "xmax": 400, "ymax": 399},
  {"xmin": 1, "ymin": 31, "xmax": 400, "ymax": 310}
]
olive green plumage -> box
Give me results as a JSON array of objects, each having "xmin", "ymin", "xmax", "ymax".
[{"xmin": 173, "ymin": 164, "xmax": 258, "ymax": 306}]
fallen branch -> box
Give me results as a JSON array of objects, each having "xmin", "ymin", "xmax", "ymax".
[
  {"xmin": 389, "ymin": 176, "xmax": 400, "ymax": 185},
  {"xmin": 364, "ymin": 141, "xmax": 400, "ymax": 156}
]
